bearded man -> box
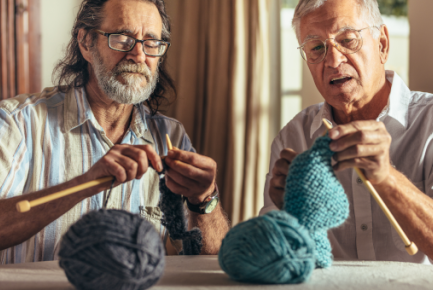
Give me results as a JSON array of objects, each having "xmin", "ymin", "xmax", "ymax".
[
  {"xmin": 262, "ymin": 0, "xmax": 433, "ymax": 264},
  {"xmin": 0, "ymin": 0, "xmax": 229, "ymax": 264}
]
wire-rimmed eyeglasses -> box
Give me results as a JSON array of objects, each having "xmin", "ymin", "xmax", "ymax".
[
  {"xmin": 297, "ymin": 26, "xmax": 380, "ymax": 64},
  {"xmin": 93, "ymin": 29, "xmax": 171, "ymax": 57}
]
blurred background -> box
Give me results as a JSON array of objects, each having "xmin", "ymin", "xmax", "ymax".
[{"xmin": 1, "ymin": 0, "xmax": 432, "ymax": 225}]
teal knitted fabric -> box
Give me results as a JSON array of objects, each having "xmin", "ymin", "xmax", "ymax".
[
  {"xmin": 218, "ymin": 210, "xmax": 316, "ymax": 284},
  {"xmin": 284, "ymin": 135, "xmax": 349, "ymax": 268},
  {"xmin": 217, "ymin": 134, "xmax": 348, "ymax": 284}
]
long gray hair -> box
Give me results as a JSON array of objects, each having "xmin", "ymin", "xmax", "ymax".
[
  {"xmin": 53, "ymin": 0, "xmax": 175, "ymax": 115},
  {"xmin": 292, "ymin": 0, "xmax": 384, "ymax": 42}
]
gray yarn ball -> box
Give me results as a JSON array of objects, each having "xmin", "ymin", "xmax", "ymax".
[{"xmin": 59, "ymin": 209, "xmax": 165, "ymax": 290}]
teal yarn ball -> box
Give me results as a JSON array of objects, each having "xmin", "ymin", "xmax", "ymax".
[
  {"xmin": 218, "ymin": 210, "xmax": 316, "ymax": 284},
  {"xmin": 284, "ymin": 135, "xmax": 349, "ymax": 268}
]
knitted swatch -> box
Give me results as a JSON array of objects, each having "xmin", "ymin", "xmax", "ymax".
[
  {"xmin": 284, "ymin": 135, "xmax": 349, "ymax": 268},
  {"xmin": 158, "ymin": 168, "xmax": 203, "ymax": 255}
]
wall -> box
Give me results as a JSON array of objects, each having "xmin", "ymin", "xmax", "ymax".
[
  {"xmin": 41, "ymin": 0, "xmax": 81, "ymax": 89},
  {"xmin": 408, "ymin": 0, "xmax": 433, "ymax": 93}
]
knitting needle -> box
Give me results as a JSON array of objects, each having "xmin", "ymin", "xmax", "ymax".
[
  {"xmin": 166, "ymin": 134, "xmax": 173, "ymax": 150},
  {"xmin": 16, "ymin": 176, "xmax": 113, "ymax": 213},
  {"xmin": 322, "ymin": 118, "xmax": 418, "ymax": 255},
  {"xmin": 16, "ymin": 137, "xmax": 175, "ymax": 213}
]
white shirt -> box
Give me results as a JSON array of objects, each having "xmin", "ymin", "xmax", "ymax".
[{"xmin": 260, "ymin": 71, "xmax": 433, "ymax": 264}]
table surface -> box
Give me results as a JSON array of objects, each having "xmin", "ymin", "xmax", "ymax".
[{"xmin": 1, "ymin": 256, "xmax": 433, "ymax": 290}]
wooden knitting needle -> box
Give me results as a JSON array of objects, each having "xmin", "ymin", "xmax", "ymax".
[
  {"xmin": 16, "ymin": 136, "xmax": 175, "ymax": 213},
  {"xmin": 322, "ymin": 119, "xmax": 418, "ymax": 255},
  {"xmin": 16, "ymin": 176, "xmax": 113, "ymax": 213},
  {"xmin": 166, "ymin": 134, "xmax": 173, "ymax": 151}
]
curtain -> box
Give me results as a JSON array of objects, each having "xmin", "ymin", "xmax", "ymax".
[
  {"xmin": 165, "ymin": 0, "xmax": 280, "ymax": 225},
  {"xmin": 0, "ymin": 0, "xmax": 41, "ymax": 100}
]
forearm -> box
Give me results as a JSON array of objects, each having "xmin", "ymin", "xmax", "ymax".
[
  {"xmin": 374, "ymin": 168, "xmax": 433, "ymax": 259},
  {"xmin": 0, "ymin": 175, "xmax": 111, "ymax": 250},
  {"xmin": 187, "ymin": 204, "xmax": 230, "ymax": 255}
]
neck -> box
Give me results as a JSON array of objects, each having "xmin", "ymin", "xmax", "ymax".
[
  {"xmin": 85, "ymin": 77, "xmax": 134, "ymax": 144},
  {"xmin": 333, "ymin": 75, "xmax": 391, "ymax": 125}
]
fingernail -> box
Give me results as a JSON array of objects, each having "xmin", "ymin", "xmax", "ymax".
[
  {"xmin": 329, "ymin": 129, "xmax": 339, "ymax": 139},
  {"xmin": 157, "ymin": 162, "xmax": 163, "ymax": 172},
  {"xmin": 168, "ymin": 150, "xmax": 174, "ymax": 157}
]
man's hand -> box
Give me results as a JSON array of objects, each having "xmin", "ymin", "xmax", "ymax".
[
  {"xmin": 329, "ymin": 120, "xmax": 392, "ymax": 184},
  {"xmin": 269, "ymin": 148, "xmax": 298, "ymax": 209},
  {"xmin": 84, "ymin": 144, "xmax": 163, "ymax": 187},
  {"xmin": 164, "ymin": 148, "xmax": 216, "ymax": 204}
]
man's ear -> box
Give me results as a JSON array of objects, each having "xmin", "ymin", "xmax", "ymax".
[
  {"xmin": 78, "ymin": 28, "xmax": 94, "ymax": 64},
  {"xmin": 378, "ymin": 25, "xmax": 390, "ymax": 64}
]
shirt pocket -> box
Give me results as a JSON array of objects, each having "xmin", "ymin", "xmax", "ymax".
[{"xmin": 139, "ymin": 206, "xmax": 163, "ymax": 233}]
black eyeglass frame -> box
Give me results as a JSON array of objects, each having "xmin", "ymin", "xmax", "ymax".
[{"xmin": 93, "ymin": 29, "xmax": 171, "ymax": 57}]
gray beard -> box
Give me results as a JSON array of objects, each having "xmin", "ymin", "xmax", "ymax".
[{"xmin": 91, "ymin": 49, "xmax": 159, "ymax": 105}]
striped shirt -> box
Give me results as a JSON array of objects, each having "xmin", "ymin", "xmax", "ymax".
[{"xmin": 0, "ymin": 86, "xmax": 194, "ymax": 264}]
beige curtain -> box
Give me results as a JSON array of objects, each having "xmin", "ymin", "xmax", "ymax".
[{"xmin": 165, "ymin": 0, "xmax": 280, "ymax": 225}]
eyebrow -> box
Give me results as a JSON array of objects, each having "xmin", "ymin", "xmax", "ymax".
[
  {"xmin": 111, "ymin": 29, "xmax": 160, "ymax": 39},
  {"xmin": 302, "ymin": 26, "xmax": 357, "ymax": 43}
]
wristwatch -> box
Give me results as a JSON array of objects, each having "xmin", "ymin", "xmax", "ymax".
[{"xmin": 184, "ymin": 184, "xmax": 219, "ymax": 214}]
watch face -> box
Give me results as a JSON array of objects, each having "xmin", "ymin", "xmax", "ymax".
[{"xmin": 204, "ymin": 198, "xmax": 219, "ymax": 214}]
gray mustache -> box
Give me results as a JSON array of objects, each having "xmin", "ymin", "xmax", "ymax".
[{"xmin": 113, "ymin": 63, "xmax": 151, "ymax": 77}]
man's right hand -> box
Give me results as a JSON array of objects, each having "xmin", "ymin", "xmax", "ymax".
[
  {"xmin": 269, "ymin": 148, "xmax": 298, "ymax": 209},
  {"xmin": 83, "ymin": 144, "xmax": 163, "ymax": 189}
]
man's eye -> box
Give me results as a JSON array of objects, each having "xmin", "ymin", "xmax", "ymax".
[
  {"xmin": 343, "ymin": 38, "xmax": 354, "ymax": 43},
  {"xmin": 312, "ymin": 45, "xmax": 324, "ymax": 51}
]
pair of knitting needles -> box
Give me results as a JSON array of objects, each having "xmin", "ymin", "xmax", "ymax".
[
  {"xmin": 16, "ymin": 135, "xmax": 174, "ymax": 213},
  {"xmin": 322, "ymin": 119, "xmax": 417, "ymax": 255}
]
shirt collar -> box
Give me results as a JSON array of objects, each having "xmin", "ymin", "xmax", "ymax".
[
  {"xmin": 309, "ymin": 70, "xmax": 410, "ymax": 138},
  {"xmin": 63, "ymin": 87, "xmax": 151, "ymax": 141}
]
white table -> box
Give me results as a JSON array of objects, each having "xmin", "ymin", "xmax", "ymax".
[{"xmin": 0, "ymin": 256, "xmax": 432, "ymax": 290}]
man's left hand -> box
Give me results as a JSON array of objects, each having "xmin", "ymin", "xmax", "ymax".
[
  {"xmin": 164, "ymin": 148, "xmax": 217, "ymax": 204},
  {"xmin": 329, "ymin": 120, "xmax": 392, "ymax": 185}
]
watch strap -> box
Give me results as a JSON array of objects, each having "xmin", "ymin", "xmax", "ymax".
[{"xmin": 184, "ymin": 184, "xmax": 219, "ymax": 214}]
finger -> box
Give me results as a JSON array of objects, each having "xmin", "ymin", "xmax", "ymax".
[
  {"xmin": 269, "ymin": 187, "xmax": 284, "ymax": 209},
  {"xmin": 270, "ymin": 175, "xmax": 287, "ymax": 189},
  {"xmin": 110, "ymin": 153, "xmax": 139, "ymax": 182},
  {"xmin": 333, "ymin": 156, "xmax": 382, "ymax": 172},
  {"xmin": 167, "ymin": 149, "xmax": 215, "ymax": 171},
  {"xmin": 280, "ymin": 148, "xmax": 298, "ymax": 162},
  {"xmin": 165, "ymin": 173, "xmax": 189, "ymax": 196},
  {"xmin": 272, "ymin": 158, "xmax": 290, "ymax": 176},
  {"xmin": 165, "ymin": 156, "xmax": 213, "ymax": 184},
  {"xmin": 119, "ymin": 147, "xmax": 149, "ymax": 178},
  {"xmin": 165, "ymin": 167, "xmax": 203, "ymax": 194},
  {"xmin": 329, "ymin": 120, "xmax": 386, "ymax": 140},
  {"xmin": 135, "ymin": 144, "xmax": 163, "ymax": 172},
  {"xmin": 99, "ymin": 154, "xmax": 128, "ymax": 184},
  {"xmin": 333, "ymin": 144, "xmax": 387, "ymax": 162},
  {"xmin": 330, "ymin": 129, "xmax": 388, "ymax": 152}
]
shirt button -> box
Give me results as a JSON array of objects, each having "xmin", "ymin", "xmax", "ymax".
[
  {"xmin": 356, "ymin": 178, "xmax": 362, "ymax": 184},
  {"xmin": 361, "ymin": 224, "xmax": 368, "ymax": 231}
]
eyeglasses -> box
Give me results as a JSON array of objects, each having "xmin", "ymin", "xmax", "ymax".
[
  {"xmin": 297, "ymin": 26, "xmax": 379, "ymax": 64},
  {"xmin": 93, "ymin": 29, "xmax": 171, "ymax": 57}
]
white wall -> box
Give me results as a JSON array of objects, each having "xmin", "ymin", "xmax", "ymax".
[
  {"xmin": 41, "ymin": 0, "xmax": 82, "ymax": 89},
  {"xmin": 408, "ymin": 0, "xmax": 433, "ymax": 93}
]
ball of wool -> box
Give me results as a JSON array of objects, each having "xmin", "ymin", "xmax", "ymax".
[
  {"xmin": 284, "ymin": 135, "xmax": 349, "ymax": 268},
  {"xmin": 218, "ymin": 210, "xmax": 316, "ymax": 284},
  {"xmin": 59, "ymin": 209, "xmax": 165, "ymax": 290}
]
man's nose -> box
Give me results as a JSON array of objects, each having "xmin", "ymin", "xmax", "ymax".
[
  {"xmin": 324, "ymin": 41, "xmax": 347, "ymax": 68},
  {"xmin": 126, "ymin": 42, "xmax": 147, "ymax": 63}
]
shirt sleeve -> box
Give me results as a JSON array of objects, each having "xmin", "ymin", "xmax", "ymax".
[
  {"xmin": 0, "ymin": 108, "xmax": 25, "ymax": 199},
  {"xmin": 259, "ymin": 134, "xmax": 283, "ymax": 215}
]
